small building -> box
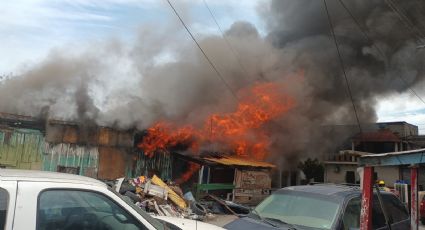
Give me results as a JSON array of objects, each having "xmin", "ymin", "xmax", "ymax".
[
  {"xmin": 172, "ymin": 152, "xmax": 275, "ymax": 206},
  {"xmin": 324, "ymin": 150, "xmax": 400, "ymax": 185},
  {"xmin": 0, "ymin": 112, "xmax": 138, "ymax": 180},
  {"xmin": 324, "ymin": 125, "xmax": 421, "ymax": 186}
]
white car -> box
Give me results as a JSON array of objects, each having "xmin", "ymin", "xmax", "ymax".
[{"xmin": 0, "ymin": 169, "xmax": 223, "ymax": 230}]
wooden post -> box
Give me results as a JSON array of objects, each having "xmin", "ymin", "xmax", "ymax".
[
  {"xmin": 411, "ymin": 166, "xmax": 418, "ymax": 230},
  {"xmin": 360, "ymin": 166, "xmax": 373, "ymax": 230}
]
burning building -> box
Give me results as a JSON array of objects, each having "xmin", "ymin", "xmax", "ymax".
[
  {"xmin": 0, "ymin": 112, "xmax": 136, "ymax": 180},
  {"xmin": 1, "ymin": 0, "xmax": 425, "ymax": 194}
]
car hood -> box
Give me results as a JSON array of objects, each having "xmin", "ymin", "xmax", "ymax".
[
  {"xmin": 224, "ymin": 217, "xmax": 296, "ymax": 230},
  {"xmin": 155, "ymin": 216, "xmax": 225, "ymax": 230}
]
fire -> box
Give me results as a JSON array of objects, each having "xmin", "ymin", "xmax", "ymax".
[
  {"xmin": 175, "ymin": 162, "xmax": 201, "ymax": 184},
  {"xmin": 138, "ymin": 82, "xmax": 295, "ymax": 160},
  {"xmin": 138, "ymin": 123, "xmax": 197, "ymax": 158}
]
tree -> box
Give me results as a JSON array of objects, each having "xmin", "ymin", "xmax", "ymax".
[{"xmin": 298, "ymin": 158, "xmax": 324, "ymax": 183}]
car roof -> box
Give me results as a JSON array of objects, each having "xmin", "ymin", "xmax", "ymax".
[
  {"xmin": 279, "ymin": 184, "xmax": 361, "ymax": 198},
  {"xmin": 0, "ymin": 169, "xmax": 106, "ymax": 187}
]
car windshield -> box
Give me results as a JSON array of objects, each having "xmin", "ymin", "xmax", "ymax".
[
  {"xmin": 108, "ymin": 187, "xmax": 167, "ymax": 230},
  {"xmin": 253, "ymin": 192, "xmax": 340, "ymax": 229}
]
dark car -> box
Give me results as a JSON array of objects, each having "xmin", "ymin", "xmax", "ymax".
[{"xmin": 225, "ymin": 184, "xmax": 410, "ymax": 230}]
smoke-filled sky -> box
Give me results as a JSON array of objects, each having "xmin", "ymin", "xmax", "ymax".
[{"xmin": 0, "ymin": 0, "xmax": 425, "ymax": 144}]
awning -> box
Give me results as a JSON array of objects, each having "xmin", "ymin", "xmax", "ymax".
[{"xmin": 359, "ymin": 148, "xmax": 425, "ymax": 166}]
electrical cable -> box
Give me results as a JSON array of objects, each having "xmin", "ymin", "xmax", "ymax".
[
  {"xmin": 384, "ymin": 0, "xmax": 425, "ymax": 43},
  {"xmin": 338, "ymin": 0, "xmax": 425, "ymax": 107},
  {"xmin": 165, "ymin": 0, "xmax": 238, "ymax": 100},
  {"xmin": 323, "ymin": 0, "xmax": 363, "ymax": 134},
  {"xmin": 202, "ymin": 0, "xmax": 257, "ymax": 81}
]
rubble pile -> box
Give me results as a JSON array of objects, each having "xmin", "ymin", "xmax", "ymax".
[
  {"xmin": 113, "ymin": 175, "xmax": 250, "ymax": 221},
  {"xmin": 114, "ymin": 175, "xmax": 208, "ymax": 220}
]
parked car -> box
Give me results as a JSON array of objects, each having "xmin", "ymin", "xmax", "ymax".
[
  {"xmin": 225, "ymin": 184, "xmax": 410, "ymax": 230},
  {"xmin": 0, "ymin": 169, "xmax": 223, "ymax": 230}
]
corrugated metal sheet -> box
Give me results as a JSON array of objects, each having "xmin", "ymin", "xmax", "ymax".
[
  {"xmin": 135, "ymin": 151, "xmax": 172, "ymax": 180},
  {"xmin": 203, "ymin": 155, "xmax": 275, "ymax": 168},
  {"xmin": 43, "ymin": 143, "xmax": 98, "ymax": 177},
  {"xmin": 97, "ymin": 147, "xmax": 127, "ymax": 180},
  {"xmin": 0, "ymin": 128, "xmax": 44, "ymax": 169}
]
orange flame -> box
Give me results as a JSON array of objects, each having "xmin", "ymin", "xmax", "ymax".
[
  {"xmin": 137, "ymin": 82, "xmax": 295, "ymax": 160},
  {"xmin": 175, "ymin": 162, "xmax": 201, "ymax": 184}
]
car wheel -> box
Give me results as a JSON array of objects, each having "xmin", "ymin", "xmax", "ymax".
[{"xmin": 421, "ymin": 217, "xmax": 425, "ymax": 225}]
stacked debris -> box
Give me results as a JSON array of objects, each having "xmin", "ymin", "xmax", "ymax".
[
  {"xmin": 114, "ymin": 175, "xmax": 208, "ymax": 220},
  {"xmin": 112, "ymin": 174, "xmax": 251, "ymax": 221}
]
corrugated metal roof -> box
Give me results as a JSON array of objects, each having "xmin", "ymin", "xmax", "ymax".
[
  {"xmin": 173, "ymin": 152, "xmax": 275, "ymax": 169},
  {"xmin": 202, "ymin": 155, "xmax": 275, "ymax": 168}
]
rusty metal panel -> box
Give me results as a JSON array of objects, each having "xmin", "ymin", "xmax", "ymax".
[
  {"xmin": 63, "ymin": 126, "xmax": 78, "ymax": 143},
  {"xmin": 98, "ymin": 128, "xmax": 118, "ymax": 146},
  {"xmin": 42, "ymin": 143, "xmax": 98, "ymax": 177},
  {"xmin": 117, "ymin": 132, "xmax": 133, "ymax": 147},
  {"xmin": 86, "ymin": 128, "xmax": 99, "ymax": 145},
  {"xmin": 0, "ymin": 128, "xmax": 44, "ymax": 169},
  {"xmin": 97, "ymin": 147, "xmax": 128, "ymax": 180},
  {"xmin": 45, "ymin": 124, "xmax": 65, "ymax": 143},
  {"xmin": 234, "ymin": 169, "xmax": 272, "ymax": 189}
]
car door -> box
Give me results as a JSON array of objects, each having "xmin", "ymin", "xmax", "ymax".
[
  {"xmin": 13, "ymin": 181, "xmax": 157, "ymax": 230},
  {"xmin": 340, "ymin": 194, "xmax": 409, "ymax": 230},
  {"xmin": 0, "ymin": 180, "xmax": 17, "ymax": 230}
]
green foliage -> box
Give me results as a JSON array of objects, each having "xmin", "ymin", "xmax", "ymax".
[{"xmin": 298, "ymin": 158, "xmax": 324, "ymax": 182}]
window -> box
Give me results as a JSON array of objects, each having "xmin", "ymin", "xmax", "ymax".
[
  {"xmin": 0, "ymin": 188, "xmax": 8, "ymax": 230},
  {"xmin": 381, "ymin": 194, "xmax": 409, "ymax": 223},
  {"xmin": 371, "ymin": 196, "xmax": 386, "ymax": 229},
  {"xmin": 37, "ymin": 190, "xmax": 148, "ymax": 230},
  {"xmin": 254, "ymin": 192, "xmax": 340, "ymax": 229},
  {"xmin": 342, "ymin": 197, "xmax": 360, "ymax": 230},
  {"xmin": 345, "ymin": 171, "xmax": 355, "ymax": 184}
]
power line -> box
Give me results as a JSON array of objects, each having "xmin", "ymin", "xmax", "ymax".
[
  {"xmin": 338, "ymin": 0, "xmax": 425, "ymax": 107},
  {"xmin": 384, "ymin": 0, "xmax": 425, "ymax": 43},
  {"xmin": 202, "ymin": 0, "xmax": 255, "ymax": 80},
  {"xmin": 165, "ymin": 0, "xmax": 238, "ymax": 100},
  {"xmin": 323, "ymin": 0, "xmax": 363, "ymax": 134}
]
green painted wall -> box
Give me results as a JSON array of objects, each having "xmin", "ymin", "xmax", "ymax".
[
  {"xmin": 0, "ymin": 128, "xmax": 44, "ymax": 169},
  {"xmin": 0, "ymin": 128, "xmax": 99, "ymax": 177},
  {"xmin": 43, "ymin": 143, "xmax": 99, "ymax": 177}
]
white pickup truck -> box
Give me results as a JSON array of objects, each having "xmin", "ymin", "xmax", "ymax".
[{"xmin": 0, "ymin": 169, "xmax": 223, "ymax": 230}]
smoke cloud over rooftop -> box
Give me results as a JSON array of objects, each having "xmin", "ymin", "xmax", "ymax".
[{"xmin": 1, "ymin": 0, "xmax": 424, "ymax": 166}]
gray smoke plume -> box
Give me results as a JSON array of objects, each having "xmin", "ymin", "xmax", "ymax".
[
  {"xmin": 259, "ymin": 0, "xmax": 425, "ymax": 166},
  {"xmin": 0, "ymin": 0, "xmax": 425, "ymax": 167}
]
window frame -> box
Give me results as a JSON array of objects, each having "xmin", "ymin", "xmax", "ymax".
[
  {"xmin": 35, "ymin": 188, "xmax": 149, "ymax": 230},
  {"xmin": 380, "ymin": 193, "xmax": 409, "ymax": 225},
  {"xmin": 340, "ymin": 195, "xmax": 361, "ymax": 230}
]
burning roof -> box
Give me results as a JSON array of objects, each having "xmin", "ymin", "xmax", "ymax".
[
  {"xmin": 175, "ymin": 152, "xmax": 275, "ymax": 169},
  {"xmin": 137, "ymin": 82, "xmax": 295, "ymax": 161}
]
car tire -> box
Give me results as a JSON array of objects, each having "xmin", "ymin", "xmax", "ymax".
[
  {"xmin": 421, "ymin": 217, "xmax": 425, "ymax": 225},
  {"xmin": 190, "ymin": 201, "xmax": 207, "ymax": 215}
]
